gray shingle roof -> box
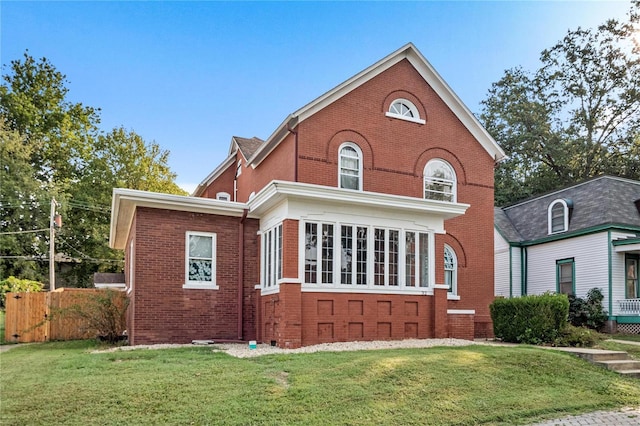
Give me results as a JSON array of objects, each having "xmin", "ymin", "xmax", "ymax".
[
  {"xmin": 234, "ymin": 137, "xmax": 264, "ymax": 159},
  {"xmin": 495, "ymin": 176, "xmax": 640, "ymax": 243}
]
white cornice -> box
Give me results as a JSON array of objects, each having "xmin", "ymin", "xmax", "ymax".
[
  {"xmin": 249, "ymin": 43, "xmax": 505, "ymax": 167},
  {"xmin": 248, "ymin": 180, "xmax": 469, "ymax": 219},
  {"xmin": 109, "ymin": 188, "xmax": 251, "ymax": 250}
]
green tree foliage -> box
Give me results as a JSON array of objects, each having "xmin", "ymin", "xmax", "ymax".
[
  {"xmin": 0, "ymin": 276, "xmax": 44, "ymax": 308},
  {"xmin": 481, "ymin": 5, "xmax": 640, "ymax": 205},
  {"xmin": 1, "ymin": 53, "xmax": 185, "ymax": 286}
]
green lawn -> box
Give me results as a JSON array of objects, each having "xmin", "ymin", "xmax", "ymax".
[
  {"xmin": 599, "ymin": 340, "xmax": 640, "ymax": 360},
  {"xmin": 611, "ymin": 334, "xmax": 640, "ymax": 343},
  {"xmin": 1, "ymin": 341, "xmax": 639, "ymax": 425}
]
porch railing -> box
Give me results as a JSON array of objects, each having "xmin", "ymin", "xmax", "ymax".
[{"xmin": 618, "ymin": 299, "xmax": 640, "ymax": 315}]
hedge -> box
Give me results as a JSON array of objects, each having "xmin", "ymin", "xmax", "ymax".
[{"xmin": 490, "ymin": 293, "xmax": 569, "ymax": 344}]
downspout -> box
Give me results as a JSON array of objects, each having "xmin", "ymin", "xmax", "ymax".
[
  {"xmin": 287, "ymin": 124, "xmax": 299, "ymax": 182},
  {"xmin": 237, "ymin": 208, "xmax": 249, "ymax": 340},
  {"xmin": 508, "ymin": 245, "xmax": 513, "ymax": 298}
]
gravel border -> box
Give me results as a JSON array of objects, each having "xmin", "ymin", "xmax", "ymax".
[{"xmin": 92, "ymin": 338, "xmax": 481, "ymax": 357}]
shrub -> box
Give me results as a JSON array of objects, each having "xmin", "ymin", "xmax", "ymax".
[
  {"xmin": 555, "ymin": 324, "xmax": 604, "ymax": 347},
  {"xmin": 67, "ymin": 290, "xmax": 129, "ymax": 343},
  {"xmin": 568, "ymin": 288, "xmax": 607, "ymax": 331},
  {"xmin": 490, "ymin": 292, "xmax": 569, "ymax": 344},
  {"xmin": 0, "ymin": 276, "xmax": 43, "ymax": 308}
]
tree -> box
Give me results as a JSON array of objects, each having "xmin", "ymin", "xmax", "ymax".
[
  {"xmin": 1, "ymin": 53, "xmax": 185, "ymax": 286},
  {"xmin": 481, "ymin": 5, "xmax": 640, "ymax": 205}
]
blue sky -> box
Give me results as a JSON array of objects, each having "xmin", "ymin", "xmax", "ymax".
[{"xmin": 1, "ymin": 1, "xmax": 634, "ymax": 194}]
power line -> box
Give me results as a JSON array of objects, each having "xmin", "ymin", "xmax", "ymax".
[{"xmin": 0, "ymin": 228, "xmax": 49, "ymax": 235}]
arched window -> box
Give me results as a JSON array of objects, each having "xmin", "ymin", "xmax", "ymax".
[
  {"xmin": 424, "ymin": 159, "xmax": 456, "ymax": 202},
  {"xmin": 385, "ymin": 98, "xmax": 425, "ymax": 124},
  {"xmin": 444, "ymin": 245, "xmax": 457, "ymax": 294},
  {"xmin": 338, "ymin": 142, "xmax": 363, "ymax": 190},
  {"xmin": 548, "ymin": 199, "xmax": 572, "ymax": 234}
]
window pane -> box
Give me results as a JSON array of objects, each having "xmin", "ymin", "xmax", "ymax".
[
  {"xmin": 626, "ymin": 258, "xmax": 637, "ymax": 299},
  {"xmin": 374, "ymin": 228, "xmax": 385, "ymax": 285},
  {"xmin": 189, "ymin": 259, "xmax": 212, "ymax": 282},
  {"xmin": 356, "ymin": 227, "xmax": 367, "ymax": 285},
  {"xmin": 444, "ymin": 246, "xmax": 455, "ymax": 293},
  {"xmin": 277, "ymin": 225, "xmax": 283, "ymax": 280},
  {"xmin": 405, "ymin": 232, "xmax": 416, "ymax": 287},
  {"xmin": 551, "ymin": 204, "xmax": 565, "ymax": 232},
  {"xmin": 340, "ymin": 175, "xmax": 359, "ymax": 190},
  {"xmin": 267, "ymin": 231, "xmax": 272, "ymax": 287},
  {"xmin": 419, "ymin": 233, "xmax": 429, "ymax": 287},
  {"xmin": 341, "ymin": 157, "xmax": 359, "ymax": 170},
  {"xmin": 189, "ymin": 235, "xmax": 212, "ymax": 258},
  {"xmin": 389, "ymin": 230, "xmax": 399, "ymax": 286},
  {"xmin": 341, "ymin": 225, "xmax": 353, "ymax": 285},
  {"xmin": 445, "ymin": 270, "xmax": 453, "ymax": 291},
  {"xmin": 558, "ymin": 262, "xmax": 573, "ymax": 295},
  {"xmin": 321, "ymin": 224, "xmax": 334, "ymax": 284},
  {"xmin": 305, "ymin": 223, "xmax": 317, "ymax": 283}
]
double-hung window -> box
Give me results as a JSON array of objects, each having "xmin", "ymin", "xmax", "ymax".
[
  {"xmin": 556, "ymin": 258, "xmax": 575, "ymax": 296},
  {"xmin": 184, "ymin": 231, "xmax": 217, "ymax": 289},
  {"xmin": 338, "ymin": 143, "xmax": 362, "ymax": 190},
  {"xmin": 424, "ymin": 159, "xmax": 456, "ymax": 202}
]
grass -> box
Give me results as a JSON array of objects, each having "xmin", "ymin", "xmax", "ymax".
[
  {"xmin": 611, "ymin": 334, "xmax": 640, "ymax": 343},
  {"xmin": 598, "ymin": 340, "xmax": 640, "ymax": 360},
  {"xmin": 1, "ymin": 341, "xmax": 639, "ymax": 425}
]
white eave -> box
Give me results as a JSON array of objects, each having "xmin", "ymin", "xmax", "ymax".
[
  {"xmin": 249, "ymin": 42, "xmax": 505, "ymax": 166},
  {"xmin": 248, "ymin": 180, "xmax": 469, "ymax": 219},
  {"xmin": 191, "ymin": 153, "xmax": 236, "ymax": 197},
  {"xmin": 109, "ymin": 188, "xmax": 251, "ymax": 250}
]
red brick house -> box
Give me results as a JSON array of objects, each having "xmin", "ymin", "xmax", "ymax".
[{"xmin": 109, "ymin": 43, "xmax": 505, "ymax": 347}]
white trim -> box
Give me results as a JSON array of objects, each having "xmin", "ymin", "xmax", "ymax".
[
  {"xmin": 386, "ymin": 98, "xmax": 425, "ymax": 124},
  {"xmin": 249, "ymin": 43, "xmax": 505, "ymax": 167},
  {"xmin": 548, "ymin": 199, "xmax": 569, "ymax": 234},
  {"xmin": 444, "ymin": 244, "xmax": 458, "ymax": 296},
  {"xmin": 424, "ymin": 159, "xmax": 457, "ymax": 203},
  {"xmin": 447, "ymin": 309, "xmax": 475, "ymax": 315},
  {"xmin": 301, "ymin": 287, "xmax": 434, "ymax": 296},
  {"xmin": 447, "ymin": 294, "xmax": 461, "ymax": 300},
  {"xmin": 110, "ymin": 188, "xmax": 252, "ymax": 250},
  {"xmin": 614, "ymin": 243, "xmax": 640, "ymax": 253},
  {"xmin": 127, "ymin": 239, "xmax": 134, "ymax": 295},
  {"xmin": 385, "ymin": 111, "xmax": 426, "ymax": 125},
  {"xmin": 192, "ymin": 153, "xmax": 236, "ymax": 197},
  {"xmin": 95, "ymin": 283, "xmax": 126, "ymax": 290},
  {"xmin": 216, "ymin": 192, "xmax": 231, "ymax": 201},
  {"xmin": 338, "ymin": 142, "xmax": 363, "ymax": 191},
  {"xmin": 185, "ymin": 231, "xmax": 217, "ymax": 288},
  {"xmin": 260, "ymin": 287, "xmax": 280, "ymax": 296},
  {"xmin": 248, "ymin": 180, "xmax": 469, "ymax": 220},
  {"xmin": 433, "ymin": 284, "xmax": 450, "ymax": 290}
]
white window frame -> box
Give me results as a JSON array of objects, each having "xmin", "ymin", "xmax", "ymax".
[
  {"xmin": 184, "ymin": 231, "xmax": 218, "ymax": 289},
  {"xmin": 262, "ymin": 224, "xmax": 283, "ymax": 291},
  {"xmin": 127, "ymin": 239, "xmax": 134, "ymax": 295},
  {"xmin": 424, "ymin": 159, "xmax": 457, "ymax": 202},
  {"xmin": 338, "ymin": 142, "xmax": 363, "ymax": 191},
  {"xmin": 301, "ymin": 220, "xmax": 434, "ymax": 293},
  {"xmin": 216, "ymin": 192, "xmax": 231, "ymax": 201},
  {"xmin": 444, "ymin": 244, "xmax": 458, "ymax": 298},
  {"xmin": 385, "ymin": 98, "xmax": 426, "ymax": 125},
  {"xmin": 548, "ymin": 199, "xmax": 569, "ymax": 234}
]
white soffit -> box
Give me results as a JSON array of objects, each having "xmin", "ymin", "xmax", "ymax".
[{"xmin": 109, "ymin": 188, "xmax": 250, "ymax": 250}]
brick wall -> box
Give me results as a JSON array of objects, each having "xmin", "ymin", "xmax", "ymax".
[{"xmin": 128, "ymin": 207, "xmax": 259, "ymax": 345}]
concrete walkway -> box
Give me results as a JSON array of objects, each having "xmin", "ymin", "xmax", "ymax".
[{"xmin": 530, "ymin": 406, "xmax": 640, "ymax": 425}]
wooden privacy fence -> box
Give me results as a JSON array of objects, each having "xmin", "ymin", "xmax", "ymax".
[{"xmin": 4, "ymin": 288, "xmax": 126, "ymax": 343}]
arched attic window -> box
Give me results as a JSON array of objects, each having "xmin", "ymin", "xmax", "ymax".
[
  {"xmin": 424, "ymin": 159, "xmax": 456, "ymax": 202},
  {"xmin": 548, "ymin": 199, "xmax": 572, "ymax": 234},
  {"xmin": 338, "ymin": 142, "xmax": 363, "ymax": 190},
  {"xmin": 385, "ymin": 98, "xmax": 425, "ymax": 124}
]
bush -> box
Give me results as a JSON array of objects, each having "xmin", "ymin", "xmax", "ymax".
[
  {"xmin": 490, "ymin": 292, "xmax": 569, "ymax": 344},
  {"xmin": 554, "ymin": 324, "xmax": 604, "ymax": 347},
  {"xmin": 67, "ymin": 290, "xmax": 129, "ymax": 343},
  {"xmin": 0, "ymin": 276, "xmax": 43, "ymax": 308},
  {"xmin": 568, "ymin": 288, "xmax": 607, "ymax": 331}
]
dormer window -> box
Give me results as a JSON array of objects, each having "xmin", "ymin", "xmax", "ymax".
[
  {"xmin": 548, "ymin": 199, "xmax": 572, "ymax": 234},
  {"xmin": 385, "ymin": 98, "xmax": 425, "ymax": 124},
  {"xmin": 338, "ymin": 142, "xmax": 363, "ymax": 190},
  {"xmin": 424, "ymin": 159, "xmax": 456, "ymax": 202},
  {"xmin": 216, "ymin": 192, "xmax": 231, "ymax": 202}
]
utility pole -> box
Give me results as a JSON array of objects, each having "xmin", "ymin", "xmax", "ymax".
[{"xmin": 49, "ymin": 198, "xmax": 58, "ymax": 291}]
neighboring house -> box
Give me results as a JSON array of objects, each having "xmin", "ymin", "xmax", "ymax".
[
  {"xmin": 494, "ymin": 176, "xmax": 640, "ymax": 334},
  {"xmin": 109, "ymin": 43, "xmax": 506, "ymax": 347}
]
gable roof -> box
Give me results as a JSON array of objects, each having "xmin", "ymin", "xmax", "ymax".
[
  {"xmin": 245, "ymin": 43, "xmax": 505, "ymax": 167},
  {"xmin": 495, "ymin": 176, "xmax": 640, "ymax": 243},
  {"xmin": 231, "ymin": 136, "xmax": 264, "ymax": 161}
]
